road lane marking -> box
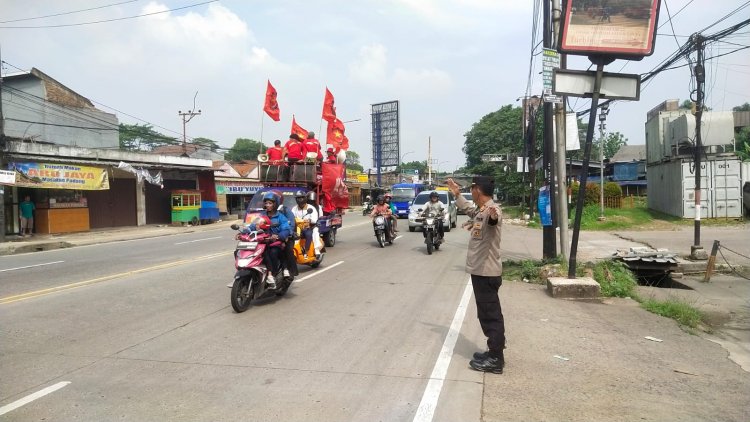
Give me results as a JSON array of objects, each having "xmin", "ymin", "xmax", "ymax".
[
  {"xmin": 293, "ymin": 260, "xmax": 344, "ymax": 283},
  {"xmin": 413, "ymin": 276, "xmax": 473, "ymax": 422},
  {"xmin": 0, "ymin": 261, "xmax": 65, "ymax": 273},
  {"xmin": 0, "ymin": 251, "xmax": 230, "ymax": 305},
  {"xmin": 337, "ymin": 221, "xmax": 370, "ymax": 230},
  {"xmin": 0, "ymin": 381, "xmax": 71, "ymax": 416},
  {"xmin": 174, "ymin": 236, "xmax": 222, "ymax": 245}
]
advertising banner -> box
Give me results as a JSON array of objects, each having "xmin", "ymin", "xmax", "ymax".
[
  {"xmin": 10, "ymin": 162, "xmax": 109, "ymax": 190},
  {"xmin": 215, "ymin": 181, "xmax": 263, "ymax": 195}
]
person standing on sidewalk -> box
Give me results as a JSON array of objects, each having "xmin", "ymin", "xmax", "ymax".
[
  {"xmin": 447, "ymin": 176, "xmax": 505, "ymax": 374},
  {"xmin": 19, "ymin": 195, "xmax": 36, "ymax": 237}
]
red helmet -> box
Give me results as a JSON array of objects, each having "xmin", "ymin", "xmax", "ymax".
[{"xmin": 251, "ymin": 215, "xmax": 271, "ymax": 230}]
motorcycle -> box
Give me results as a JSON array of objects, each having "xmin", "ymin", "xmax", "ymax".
[
  {"xmin": 416, "ymin": 209, "xmax": 443, "ymax": 255},
  {"xmin": 228, "ymin": 223, "xmax": 293, "ymax": 313},
  {"xmin": 294, "ymin": 209, "xmax": 324, "ymax": 268},
  {"xmin": 362, "ymin": 201, "xmax": 373, "ymax": 216},
  {"xmin": 372, "ymin": 212, "xmax": 395, "ymax": 248}
]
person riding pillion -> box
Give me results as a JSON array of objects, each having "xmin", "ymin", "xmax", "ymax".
[
  {"xmin": 247, "ymin": 192, "xmax": 290, "ymax": 289},
  {"xmin": 384, "ymin": 193, "xmax": 399, "ymax": 232},
  {"xmin": 291, "ymin": 190, "xmax": 320, "ymax": 259},
  {"xmin": 370, "ymin": 195, "xmax": 393, "ymax": 233},
  {"xmin": 422, "ymin": 191, "xmax": 446, "ymax": 241}
]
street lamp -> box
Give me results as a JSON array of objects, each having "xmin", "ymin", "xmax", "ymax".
[{"xmin": 401, "ymin": 150, "xmax": 414, "ymax": 164}]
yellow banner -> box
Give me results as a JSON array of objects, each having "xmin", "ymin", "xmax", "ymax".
[{"xmin": 11, "ymin": 162, "xmax": 110, "ymax": 190}]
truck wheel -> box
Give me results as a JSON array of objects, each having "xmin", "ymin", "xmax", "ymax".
[{"xmin": 409, "ymin": 226, "xmax": 415, "ymax": 232}]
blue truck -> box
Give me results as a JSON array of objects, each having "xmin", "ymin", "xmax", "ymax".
[{"xmin": 390, "ymin": 183, "xmax": 428, "ymax": 219}]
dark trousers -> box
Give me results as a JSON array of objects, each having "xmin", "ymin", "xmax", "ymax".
[
  {"xmin": 471, "ymin": 275, "xmax": 505, "ymax": 357},
  {"xmin": 285, "ymin": 238, "xmax": 298, "ymax": 276},
  {"xmin": 264, "ymin": 246, "xmax": 283, "ymax": 275}
]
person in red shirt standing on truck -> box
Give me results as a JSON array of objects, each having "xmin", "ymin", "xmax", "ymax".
[
  {"xmin": 302, "ymin": 131, "xmax": 323, "ymax": 162},
  {"xmin": 283, "ymin": 134, "xmax": 304, "ymax": 163},
  {"xmin": 266, "ymin": 139, "xmax": 284, "ymax": 163}
]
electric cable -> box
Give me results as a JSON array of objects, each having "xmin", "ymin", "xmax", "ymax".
[{"xmin": 0, "ymin": 0, "xmax": 139, "ymax": 24}]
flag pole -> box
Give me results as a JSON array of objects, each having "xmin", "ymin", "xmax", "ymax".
[
  {"xmin": 319, "ymin": 120, "xmax": 323, "ymax": 143},
  {"xmin": 260, "ymin": 111, "xmax": 265, "ymax": 143}
]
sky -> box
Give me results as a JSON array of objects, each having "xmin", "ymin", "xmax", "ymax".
[{"xmin": 1, "ymin": 0, "xmax": 749, "ymax": 173}]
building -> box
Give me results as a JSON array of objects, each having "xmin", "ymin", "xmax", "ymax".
[
  {"xmin": 1, "ymin": 68, "xmax": 215, "ymax": 236},
  {"xmin": 644, "ymin": 100, "xmax": 744, "ymax": 218}
]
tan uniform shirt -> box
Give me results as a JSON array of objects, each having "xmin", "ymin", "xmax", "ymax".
[{"xmin": 455, "ymin": 194, "xmax": 503, "ymax": 277}]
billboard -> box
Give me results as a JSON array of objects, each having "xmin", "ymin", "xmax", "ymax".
[
  {"xmin": 9, "ymin": 162, "xmax": 110, "ymax": 190},
  {"xmin": 559, "ymin": 0, "xmax": 661, "ymax": 58},
  {"xmin": 371, "ymin": 100, "xmax": 400, "ymax": 168}
]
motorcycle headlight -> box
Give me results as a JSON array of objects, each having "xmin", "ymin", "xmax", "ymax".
[
  {"xmin": 237, "ymin": 258, "xmax": 253, "ymax": 268},
  {"xmin": 374, "ymin": 215, "xmax": 385, "ymax": 225},
  {"xmin": 426, "ymin": 218, "xmax": 434, "ymax": 225}
]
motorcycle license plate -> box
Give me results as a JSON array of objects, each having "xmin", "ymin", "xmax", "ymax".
[{"xmin": 237, "ymin": 241, "xmax": 258, "ymax": 250}]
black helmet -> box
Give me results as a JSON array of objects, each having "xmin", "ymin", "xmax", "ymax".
[
  {"xmin": 429, "ymin": 191, "xmax": 439, "ymax": 199},
  {"xmin": 294, "ymin": 190, "xmax": 306, "ymax": 198},
  {"xmin": 376, "ymin": 195, "xmax": 385, "ymax": 204}
]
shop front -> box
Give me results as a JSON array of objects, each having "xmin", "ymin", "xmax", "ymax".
[
  {"xmin": 215, "ymin": 179, "xmax": 263, "ymax": 219},
  {"xmin": 7, "ymin": 161, "xmax": 111, "ymax": 235}
]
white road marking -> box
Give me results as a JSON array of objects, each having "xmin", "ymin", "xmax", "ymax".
[
  {"xmin": 336, "ymin": 221, "xmax": 370, "ymax": 230},
  {"xmin": 413, "ymin": 276, "xmax": 473, "ymax": 422},
  {"xmin": 0, "ymin": 381, "xmax": 71, "ymax": 416},
  {"xmin": 174, "ymin": 236, "xmax": 222, "ymax": 245},
  {"xmin": 293, "ymin": 260, "xmax": 344, "ymax": 283},
  {"xmin": 0, "ymin": 261, "xmax": 65, "ymax": 273}
]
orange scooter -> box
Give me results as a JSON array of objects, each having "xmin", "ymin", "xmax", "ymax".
[{"xmin": 293, "ymin": 211, "xmax": 324, "ymax": 268}]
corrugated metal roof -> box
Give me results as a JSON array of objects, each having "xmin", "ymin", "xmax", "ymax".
[{"xmin": 7, "ymin": 154, "xmax": 213, "ymax": 171}]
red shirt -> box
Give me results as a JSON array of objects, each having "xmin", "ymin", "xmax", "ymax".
[
  {"xmin": 266, "ymin": 146, "xmax": 284, "ymax": 161},
  {"xmin": 302, "ymin": 138, "xmax": 322, "ymax": 160},
  {"xmin": 284, "ymin": 139, "xmax": 304, "ymax": 160}
]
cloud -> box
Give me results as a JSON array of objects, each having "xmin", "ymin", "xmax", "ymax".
[{"xmin": 349, "ymin": 43, "xmax": 452, "ymax": 97}]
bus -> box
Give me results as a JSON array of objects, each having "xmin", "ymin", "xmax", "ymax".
[{"xmin": 390, "ymin": 183, "xmax": 428, "ymax": 218}]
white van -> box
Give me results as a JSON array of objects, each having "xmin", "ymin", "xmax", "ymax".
[{"xmin": 407, "ymin": 190, "xmax": 458, "ymax": 232}]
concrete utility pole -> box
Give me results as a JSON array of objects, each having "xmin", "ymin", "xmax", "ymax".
[
  {"xmin": 542, "ymin": 0, "xmax": 557, "ymax": 259},
  {"xmin": 691, "ymin": 34, "xmax": 706, "ymax": 260},
  {"xmin": 427, "ymin": 136, "xmax": 432, "ymax": 184},
  {"xmin": 552, "ymin": 0, "xmax": 569, "ymax": 259},
  {"xmin": 598, "ymin": 103, "xmax": 609, "ymax": 221},
  {"xmin": 0, "ymin": 50, "xmax": 5, "ymax": 243}
]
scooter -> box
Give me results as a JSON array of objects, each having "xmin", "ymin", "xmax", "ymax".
[
  {"xmin": 228, "ymin": 223, "xmax": 293, "ymax": 313},
  {"xmin": 416, "ymin": 209, "xmax": 443, "ymax": 255},
  {"xmin": 361, "ymin": 201, "xmax": 373, "ymax": 216},
  {"xmin": 372, "ymin": 212, "xmax": 395, "ymax": 248},
  {"xmin": 294, "ymin": 209, "xmax": 324, "ymax": 268}
]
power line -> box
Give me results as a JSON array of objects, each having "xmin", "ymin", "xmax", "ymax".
[
  {"xmin": 0, "ymin": 0, "xmax": 139, "ymax": 24},
  {"xmin": 0, "ymin": 0, "xmax": 217, "ymax": 29}
]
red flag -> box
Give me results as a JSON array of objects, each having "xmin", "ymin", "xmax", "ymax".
[
  {"xmin": 322, "ymin": 88, "xmax": 336, "ymax": 122},
  {"xmin": 291, "ymin": 115, "xmax": 308, "ymax": 140},
  {"xmin": 263, "ymin": 80, "xmax": 280, "ymax": 121},
  {"xmin": 326, "ymin": 118, "xmax": 349, "ymax": 150}
]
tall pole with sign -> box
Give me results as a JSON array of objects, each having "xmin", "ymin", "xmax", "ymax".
[
  {"xmin": 542, "ymin": 0, "xmax": 557, "ymax": 260},
  {"xmin": 554, "ymin": 0, "xmax": 661, "ymax": 279}
]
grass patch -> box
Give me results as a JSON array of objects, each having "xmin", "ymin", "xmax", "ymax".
[
  {"xmin": 570, "ymin": 203, "xmax": 681, "ymax": 231},
  {"xmin": 639, "ymin": 298, "xmax": 705, "ymax": 329},
  {"xmin": 591, "ymin": 260, "xmax": 637, "ymax": 297}
]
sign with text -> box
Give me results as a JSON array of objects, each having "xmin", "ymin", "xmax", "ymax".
[
  {"xmin": 0, "ymin": 169, "xmax": 15, "ymax": 185},
  {"xmin": 560, "ymin": 0, "xmax": 661, "ymax": 58},
  {"xmin": 553, "ymin": 69, "xmax": 640, "ymax": 100},
  {"xmin": 542, "ymin": 49, "xmax": 562, "ymax": 103},
  {"xmin": 10, "ymin": 162, "xmax": 109, "ymax": 190},
  {"xmin": 215, "ymin": 181, "xmax": 263, "ymax": 195}
]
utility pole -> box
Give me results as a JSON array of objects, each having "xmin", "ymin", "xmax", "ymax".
[
  {"xmin": 598, "ymin": 103, "xmax": 609, "ymax": 221},
  {"xmin": 178, "ymin": 109, "xmax": 201, "ymax": 155},
  {"xmin": 542, "ymin": 0, "xmax": 557, "ymax": 259},
  {"xmin": 427, "ymin": 136, "xmax": 432, "ymax": 185},
  {"xmin": 0, "ymin": 51, "xmax": 5, "ymax": 243},
  {"xmin": 552, "ymin": 0, "xmax": 568, "ymax": 260},
  {"xmin": 691, "ymin": 34, "xmax": 706, "ymax": 259}
]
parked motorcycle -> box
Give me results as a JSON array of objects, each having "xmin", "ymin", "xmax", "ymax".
[
  {"xmin": 416, "ymin": 209, "xmax": 443, "ymax": 255},
  {"xmin": 372, "ymin": 212, "xmax": 395, "ymax": 248},
  {"xmin": 228, "ymin": 223, "xmax": 293, "ymax": 313}
]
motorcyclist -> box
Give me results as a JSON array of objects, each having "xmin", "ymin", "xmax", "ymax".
[
  {"xmin": 384, "ymin": 193, "xmax": 399, "ymax": 233},
  {"xmin": 422, "ymin": 191, "xmax": 446, "ymax": 242},
  {"xmin": 247, "ymin": 191, "xmax": 290, "ymax": 289},
  {"xmin": 370, "ymin": 195, "xmax": 393, "ymax": 234},
  {"xmin": 291, "ymin": 190, "xmax": 320, "ymax": 259},
  {"xmin": 274, "ymin": 190, "xmax": 299, "ymax": 278}
]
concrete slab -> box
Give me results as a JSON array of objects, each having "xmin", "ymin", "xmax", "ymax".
[{"xmin": 546, "ymin": 276, "xmax": 601, "ymax": 299}]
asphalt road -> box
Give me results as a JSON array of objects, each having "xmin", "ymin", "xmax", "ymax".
[{"xmin": 1, "ymin": 215, "xmax": 487, "ymax": 421}]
